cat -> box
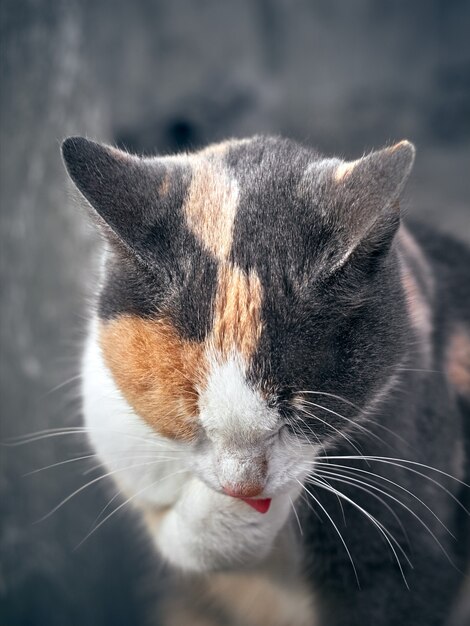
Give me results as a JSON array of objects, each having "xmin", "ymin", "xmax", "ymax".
[{"xmin": 62, "ymin": 135, "xmax": 470, "ymax": 626}]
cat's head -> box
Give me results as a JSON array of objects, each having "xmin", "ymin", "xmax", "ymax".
[{"xmin": 62, "ymin": 135, "xmax": 415, "ymax": 500}]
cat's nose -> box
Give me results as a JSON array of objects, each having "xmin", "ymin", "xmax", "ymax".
[
  {"xmin": 222, "ymin": 482, "xmax": 265, "ymax": 498},
  {"xmin": 216, "ymin": 449, "xmax": 268, "ymax": 498}
]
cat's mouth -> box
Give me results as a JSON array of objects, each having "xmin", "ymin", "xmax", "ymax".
[
  {"xmin": 222, "ymin": 485, "xmax": 272, "ymax": 513},
  {"xmin": 239, "ymin": 497, "xmax": 272, "ymax": 513},
  {"xmin": 224, "ymin": 493, "xmax": 272, "ymax": 514}
]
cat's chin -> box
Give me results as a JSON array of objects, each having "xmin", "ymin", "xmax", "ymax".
[{"xmin": 151, "ymin": 477, "xmax": 294, "ymax": 574}]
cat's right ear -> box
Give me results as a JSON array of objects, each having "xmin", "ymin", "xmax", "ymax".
[{"xmin": 61, "ymin": 137, "xmax": 177, "ymax": 259}]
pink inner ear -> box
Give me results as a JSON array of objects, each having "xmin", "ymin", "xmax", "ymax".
[{"xmin": 240, "ymin": 497, "xmax": 272, "ymax": 514}]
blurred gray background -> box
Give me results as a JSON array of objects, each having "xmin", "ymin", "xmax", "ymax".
[{"xmin": 1, "ymin": 1, "xmax": 469, "ymax": 624}]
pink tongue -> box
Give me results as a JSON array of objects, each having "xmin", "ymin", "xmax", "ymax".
[{"xmin": 240, "ymin": 497, "xmax": 272, "ymax": 514}]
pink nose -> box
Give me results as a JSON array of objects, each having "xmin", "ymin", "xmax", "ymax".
[{"xmin": 223, "ymin": 483, "xmax": 264, "ymax": 499}]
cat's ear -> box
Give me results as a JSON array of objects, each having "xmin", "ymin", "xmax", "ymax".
[
  {"xmin": 61, "ymin": 137, "xmax": 177, "ymax": 259},
  {"xmin": 329, "ymin": 140, "xmax": 415, "ymax": 270}
]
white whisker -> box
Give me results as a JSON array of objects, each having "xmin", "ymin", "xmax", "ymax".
[
  {"xmin": 315, "ymin": 462, "xmax": 457, "ymax": 537},
  {"xmin": 75, "ymin": 469, "xmax": 188, "ymax": 549},
  {"xmin": 314, "ymin": 468, "xmax": 409, "ymax": 546},
  {"xmin": 300, "ymin": 398, "xmax": 390, "ymax": 449},
  {"xmin": 3, "ymin": 427, "xmax": 182, "ymax": 451},
  {"xmin": 296, "ymin": 479, "xmax": 360, "ymax": 588},
  {"xmin": 24, "ymin": 453, "xmax": 98, "ymax": 475},
  {"xmin": 296, "ymin": 390, "xmax": 409, "ymax": 447},
  {"xmin": 297, "ymin": 405, "xmax": 365, "ymax": 459},
  {"xmin": 35, "ymin": 460, "xmax": 186, "ymax": 522},
  {"xmin": 305, "ymin": 476, "xmax": 411, "ymax": 588},
  {"xmin": 314, "ymin": 469, "xmax": 458, "ymax": 568},
  {"xmin": 323, "ymin": 456, "xmax": 470, "ymax": 514},
  {"xmin": 288, "ymin": 495, "xmax": 303, "ymax": 536}
]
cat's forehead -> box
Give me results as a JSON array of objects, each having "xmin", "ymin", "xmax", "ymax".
[
  {"xmin": 184, "ymin": 135, "xmax": 317, "ymax": 200},
  {"xmin": 177, "ymin": 136, "xmax": 325, "ymax": 264}
]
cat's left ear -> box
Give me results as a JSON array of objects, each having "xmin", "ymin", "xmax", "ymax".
[
  {"xmin": 61, "ymin": 137, "xmax": 180, "ymax": 262},
  {"xmin": 329, "ymin": 140, "xmax": 415, "ymax": 270}
]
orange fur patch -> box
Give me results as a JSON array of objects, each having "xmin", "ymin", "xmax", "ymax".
[
  {"xmin": 206, "ymin": 572, "xmax": 316, "ymax": 626},
  {"xmin": 389, "ymin": 139, "xmax": 412, "ymax": 153},
  {"xmin": 99, "ymin": 317, "xmax": 206, "ymax": 440},
  {"xmin": 399, "ymin": 226, "xmax": 434, "ymax": 294},
  {"xmin": 401, "ymin": 268, "xmax": 432, "ymax": 338},
  {"xmin": 159, "ymin": 171, "xmax": 171, "ymax": 197},
  {"xmin": 333, "ymin": 160, "xmax": 358, "ymax": 182},
  {"xmin": 99, "ymin": 266, "xmax": 264, "ymax": 440},
  {"xmin": 398, "ymin": 227, "xmax": 433, "ymax": 365},
  {"xmin": 211, "ymin": 264, "xmax": 263, "ymax": 362},
  {"xmin": 447, "ymin": 327, "xmax": 470, "ymax": 396},
  {"xmin": 183, "ymin": 156, "xmax": 238, "ymax": 261}
]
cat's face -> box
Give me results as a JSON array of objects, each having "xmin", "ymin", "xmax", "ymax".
[{"xmin": 63, "ymin": 136, "xmax": 414, "ymax": 500}]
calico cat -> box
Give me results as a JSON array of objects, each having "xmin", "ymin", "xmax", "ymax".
[{"xmin": 62, "ymin": 135, "xmax": 470, "ymax": 626}]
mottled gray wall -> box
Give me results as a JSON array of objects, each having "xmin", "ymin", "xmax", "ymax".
[{"xmin": 1, "ymin": 1, "xmax": 469, "ymax": 624}]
